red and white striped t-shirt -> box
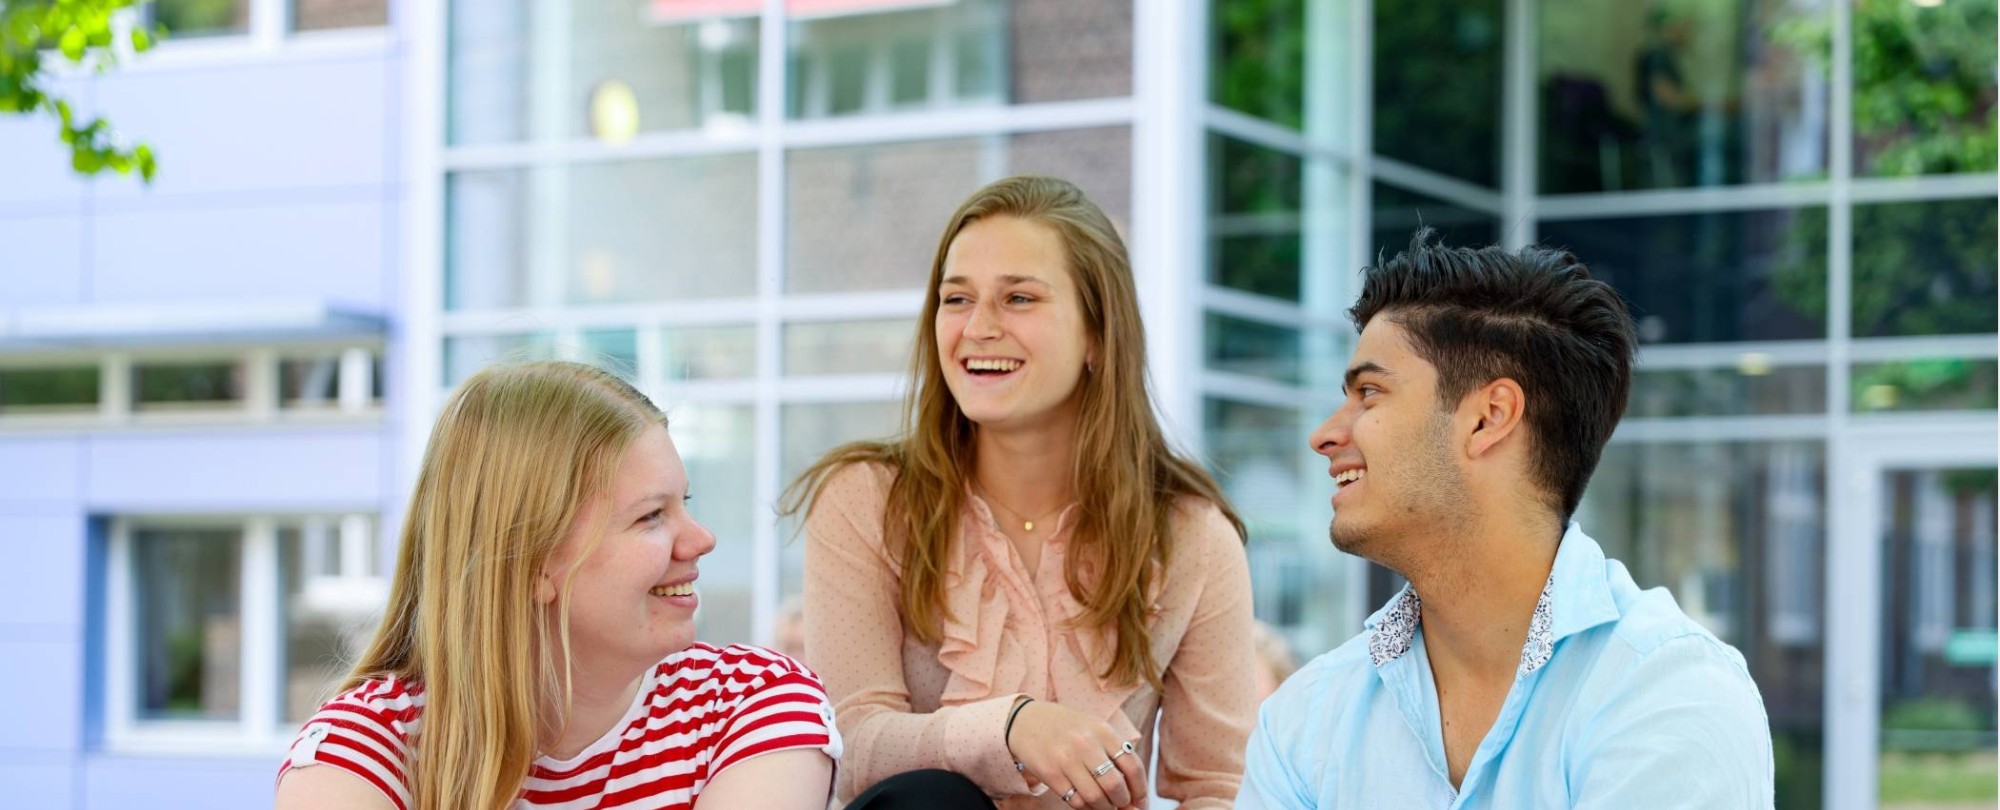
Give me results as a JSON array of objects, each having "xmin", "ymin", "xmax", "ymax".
[{"xmin": 278, "ymin": 643, "xmax": 842, "ymax": 810}]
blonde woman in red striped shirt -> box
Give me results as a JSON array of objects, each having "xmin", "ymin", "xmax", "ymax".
[{"xmin": 276, "ymin": 361, "xmax": 842, "ymax": 810}]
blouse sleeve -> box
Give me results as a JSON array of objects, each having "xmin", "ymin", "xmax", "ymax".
[
  {"xmin": 800, "ymin": 463, "xmax": 1036, "ymax": 799},
  {"xmin": 1153, "ymin": 503, "xmax": 1259, "ymax": 809}
]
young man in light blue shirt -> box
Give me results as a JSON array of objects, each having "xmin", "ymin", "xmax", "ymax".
[{"xmin": 1239, "ymin": 230, "xmax": 1773, "ymax": 809}]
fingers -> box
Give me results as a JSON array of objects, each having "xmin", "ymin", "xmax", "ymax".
[{"xmin": 1111, "ymin": 738, "xmax": 1148, "ymax": 809}]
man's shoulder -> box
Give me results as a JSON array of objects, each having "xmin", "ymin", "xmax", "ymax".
[
  {"xmin": 1262, "ymin": 632, "xmax": 1378, "ymax": 724},
  {"xmin": 1561, "ymin": 563, "xmax": 1762, "ymax": 719}
]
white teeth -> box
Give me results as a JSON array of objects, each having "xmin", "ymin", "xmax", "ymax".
[
  {"xmin": 650, "ymin": 583, "xmax": 695, "ymax": 597},
  {"xmin": 965, "ymin": 358, "xmax": 1022, "ymax": 373},
  {"xmin": 1334, "ymin": 469, "xmax": 1366, "ymax": 486}
]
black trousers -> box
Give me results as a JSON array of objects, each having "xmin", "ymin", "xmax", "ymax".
[{"xmin": 843, "ymin": 769, "xmax": 999, "ymax": 810}]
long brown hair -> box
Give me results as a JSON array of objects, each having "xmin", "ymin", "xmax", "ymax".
[
  {"xmin": 782, "ymin": 175, "xmax": 1244, "ymax": 690},
  {"xmin": 344, "ymin": 361, "xmax": 664, "ymax": 810}
]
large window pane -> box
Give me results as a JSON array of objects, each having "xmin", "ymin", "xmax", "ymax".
[
  {"xmin": 135, "ymin": 527, "xmax": 242, "ymax": 721},
  {"xmin": 785, "ymin": 127, "xmax": 1131, "ymax": 294},
  {"xmin": 446, "ymin": 155, "xmax": 758, "ymax": 310},
  {"xmin": 1206, "ymin": 313, "xmax": 1303, "ymax": 385},
  {"xmin": 662, "ymin": 325, "xmax": 756, "ymax": 381},
  {"xmin": 1204, "ymin": 398, "xmax": 1345, "ymax": 656},
  {"xmin": 1630, "ymin": 361, "xmax": 1827, "ymax": 418},
  {"xmin": 1211, "ymin": 0, "xmax": 1305, "ymax": 129},
  {"xmin": 1211, "ymin": 135, "xmax": 1303, "ymax": 300},
  {"xmin": 1852, "ymin": 0, "xmax": 1997, "ymax": 177},
  {"xmin": 673, "ymin": 405, "xmax": 756, "ymax": 646},
  {"xmin": 0, "ymin": 366, "xmax": 98, "ymax": 413},
  {"xmin": 1580, "ymin": 441, "xmax": 1826, "ymax": 809},
  {"xmin": 784, "ymin": 319, "xmax": 914, "ymax": 377},
  {"xmin": 1876, "ymin": 468, "xmax": 1997, "ymax": 809},
  {"xmin": 292, "ymin": 0, "xmax": 389, "ymax": 32},
  {"xmin": 134, "ymin": 361, "xmax": 246, "ymax": 411},
  {"xmin": 1375, "ymin": 0, "xmax": 1503, "ymax": 187},
  {"xmin": 779, "ymin": 400, "xmax": 900, "ymax": 594},
  {"xmin": 1853, "ymin": 358, "xmax": 1999, "ymax": 413},
  {"xmin": 448, "ymin": 1, "xmax": 758, "ymax": 145},
  {"xmin": 1540, "ymin": 208, "xmax": 1825, "ymax": 344},
  {"xmin": 1852, "ymin": 198, "xmax": 1997, "ymax": 338},
  {"xmin": 443, "ymin": 332, "xmax": 555, "ymax": 387},
  {"xmin": 1538, "ymin": 0, "xmax": 1827, "ymax": 193},
  {"xmin": 280, "ymin": 518, "xmax": 381, "ymax": 724},
  {"xmin": 148, "ymin": 0, "xmax": 250, "ymax": 38},
  {"xmin": 1372, "ymin": 183, "xmax": 1499, "ymax": 259}
]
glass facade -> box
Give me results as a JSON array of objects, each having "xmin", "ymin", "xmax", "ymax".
[{"xmin": 429, "ymin": 2, "xmax": 1997, "ymax": 807}]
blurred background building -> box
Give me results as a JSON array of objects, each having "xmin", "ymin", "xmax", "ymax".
[{"xmin": 0, "ymin": 0, "xmax": 1992, "ymax": 808}]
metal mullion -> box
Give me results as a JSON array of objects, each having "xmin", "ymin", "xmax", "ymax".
[
  {"xmin": 776, "ymin": 290, "xmax": 928, "ymax": 322},
  {"xmin": 1204, "ymin": 105, "xmax": 1351, "ymax": 164},
  {"xmin": 1198, "ymin": 371, "xmax": 1322, "ymax": 412},
  {"xmin": 1824, "ymin": 0, "xmax": 1868, "ymax": 802},
  {"xmin": 1847, "ymin": 335, "xmax": 2000, "ymax": 362},
  {"xmin": 1203, "ymin": 286, "xmax": 1347, "ymax": 332},
  {"xmin": 1499, "ymin": 0, "xmax": 1536, "ymax": 248},
  {"xmin": 1848, "ymin": 173, "xmax": 1998, "ymax": 205},
  {"xmin": 240, "ymin": 518, "xmax": 280, "ymax": 741},
  {"xmin": 751, "ymin": 0, "xmax": 787, "ymax": 648},
  {"xmin": 775, "ymin": 375, "xmax": 906, "ymax": 403},
  {"xmin": 1371, "ymin": 155, "xmax": 1507, "ymax": 216},
  {"xmin": 439, "ymin": 300, "xmax": 766, "ymax": 333},
  {"xmin": 1634, "ymin": 340, "xmax": 1832, "ymax": 370},
  {"xmin": 1609, "ymin": 415, "xmax": 1834, "ymax": 444},
  {"xmin": 778, "ymin": 96, "xmax": 1137, "ymax": 150},
  {"xmin": 441, "ymin": 129, "xmax": 761, "ymax": 172},
  {"xmin": 1537, "ymin": 182, "xmax": 1834, "ymax": 220}
]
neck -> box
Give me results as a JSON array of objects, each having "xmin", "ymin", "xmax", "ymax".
[
  {"xmin": 537, "ymin": 652, "xmax": 647, "ymax": 761},
  {"xmin": 971, "ymin": 420, "xmax": 1077, "ymax": 519},
  {"xmin": 1405, "ymin": 505, "xmax": 1564, "ymax": 685}
]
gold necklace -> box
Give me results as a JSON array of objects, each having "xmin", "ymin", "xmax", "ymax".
[{"xmin": 978, "ymin": 486, "xmax": 1066, "ymax": 533}]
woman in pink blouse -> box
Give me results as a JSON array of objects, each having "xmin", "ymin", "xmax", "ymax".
[{"xmin": 784, "ymin": 175, "xmax": 1258, "ymax": 810}]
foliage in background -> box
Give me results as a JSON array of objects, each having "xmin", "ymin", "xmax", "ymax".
[
  {"xmin": 1773, "ymin": 0, "xmax": 1998, "ymax": 348},
  {"xmin": 1, "ymin": 0, "xmax": 161, "ymax": 181}
]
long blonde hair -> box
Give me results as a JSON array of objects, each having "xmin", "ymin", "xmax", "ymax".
[
  {"xmin": 783, "ymin": 175, "xmax": 1245, "ymax": 690},
  {"xmin": 344, "ymin": 361, "xmax": 664, "ymax": 810}
]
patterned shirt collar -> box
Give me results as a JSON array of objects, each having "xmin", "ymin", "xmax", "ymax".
[{"xmin": 1363, "ymin": 523, "xmax": 1617, "ymax": 677}]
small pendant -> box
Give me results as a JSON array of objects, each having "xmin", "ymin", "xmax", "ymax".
[{"xmin": 1024, "ymin": 521, "xmax": 1035, "ymax": 532}]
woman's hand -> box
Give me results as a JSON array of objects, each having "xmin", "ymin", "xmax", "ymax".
[{"xmin": 1007, "ymin": 699, "xmax": 1147, "ymax": 810}]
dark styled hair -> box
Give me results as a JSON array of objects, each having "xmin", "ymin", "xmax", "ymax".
[{"xmin": 1350, "ymin": 228, "xmax": 1637, "ymax": 519}]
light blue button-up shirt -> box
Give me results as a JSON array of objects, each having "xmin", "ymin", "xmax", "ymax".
[{"xmin": 1239, "ymin": 524, "xmax": 1773, "ymax": 809}]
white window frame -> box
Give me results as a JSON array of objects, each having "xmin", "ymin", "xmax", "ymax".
[
  {"xmin": 0, "ymin": 342, "xmax": 384, "ymax": 433},
  {"xmin": 103, "ymin": 513, "xmax": 380, "ymax": 755}
]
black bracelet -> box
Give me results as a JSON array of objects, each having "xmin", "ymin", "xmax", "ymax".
[{"xmin": 1004, "ymin": 696, "xmax": 1034, "ymax": 749}]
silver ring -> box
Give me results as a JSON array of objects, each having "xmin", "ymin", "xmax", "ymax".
[
  {"xmin": 1110, "ymin": 747, "xmax": 1134, "ymax": 762},
  {"xmin": 1060, "ymin": 788, "xmax": 1078, "ymax": 802},
  {"xmin": 1092, "ymin": 759, "xmax": 1117, "ymax": 777}
]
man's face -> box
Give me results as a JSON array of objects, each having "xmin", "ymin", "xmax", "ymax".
[{"xmin": 1308, "ymin": 317, "xmax": 1471, "ymax": 564}]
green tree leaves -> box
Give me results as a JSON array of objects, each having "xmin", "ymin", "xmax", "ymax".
[{"xmin": 1, "ymin": 0, "xmax": 162, "ymax": 182}]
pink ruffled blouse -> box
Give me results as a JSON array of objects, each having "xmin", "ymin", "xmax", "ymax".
[{"xmin": 800, "ymin": 462, "xmax": 1257, "ymax": 809}]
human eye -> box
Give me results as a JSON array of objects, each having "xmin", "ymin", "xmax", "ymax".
[{"xmin": 637, "ymin": 508, "xmax": 665, "ymax": 528}]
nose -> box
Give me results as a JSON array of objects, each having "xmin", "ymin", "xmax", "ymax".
[
  {"xmin": 1309, "ymin": 399, "xmax": 1354, "ymax": 458},
  {"xmin": 678, "ymin": 517, "xmax": 717, "ymax": 560},
  {"xmin": 964, "ymin": 297, "xmax": 1003, "ymax": 341}
]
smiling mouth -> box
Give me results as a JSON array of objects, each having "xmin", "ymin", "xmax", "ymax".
[
  {"xmin": 963, "ymin": 358, "xmax": 1022, "ymax": 377},
  {"xmin": 1334, "ymin": 468, "xmax": 1366, "ymax": 488},
  {"xmin": 649, "ymin": 583, "xmax": 695, "ymax": 597}
]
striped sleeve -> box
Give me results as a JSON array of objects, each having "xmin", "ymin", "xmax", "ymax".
[
  {"xmin": 706, "ymin": 646, "xmax": 843, "ymax": 779},
  {"xmin": 277, "ymin": 678, "xmax": 418, "ymax": 810}
]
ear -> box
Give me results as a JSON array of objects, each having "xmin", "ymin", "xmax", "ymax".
[
  {"xmin": 1463, "ymin": 377, "xmax": 1527, "ymax": 459},
  {"xmin": 535, "ymin": 570, "xmax": 558, "ymax": 605}
]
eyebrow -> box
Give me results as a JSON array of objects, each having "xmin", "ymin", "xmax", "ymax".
[
  {"xmin": 939, "ymin": 274, "xmax": 1052, "ymax": 287},
  {"xmin": 621, "ymin": 492, "xmax": 671, "ymax": 515},
  {"xmin": 1342, "ymin": 361, "xmax": 1394, "ymax": 393}
]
